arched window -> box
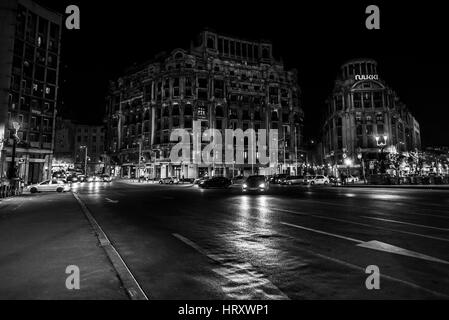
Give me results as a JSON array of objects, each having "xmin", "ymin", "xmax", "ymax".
[{"xmin": 172, "ymin": 105, "xmax": 180, "ymax": 116}]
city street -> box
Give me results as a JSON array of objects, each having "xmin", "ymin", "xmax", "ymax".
[{"xmin": 5, "ymin": 181, "xmax": 447, "ymax": 299}]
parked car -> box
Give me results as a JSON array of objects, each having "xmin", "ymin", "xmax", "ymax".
[
  {"xmin": 232, "ymin": 175, "xmax": 246, "ymax": 185},
  {"xmin": 101, "ymin": 174, "xmax": 112, "ymax": 182},
  {"xmin": 282, "ymin": 175, "xmax": 306, "ymax": 185},
  {"xmin": 198, "ymin": 176, "xmax": 231, "ymax": 189},
  {"xmin": 270, "ymin": 174, "xmax": 289, "ymax": 184},
  {"xmin": 76, "ymin": 175, "xmax": 87, "ymax": 182},
  {"xmin": 329, "ymin": 175, "xmax": 341, "ymax": 185},
  {"xmin": 308, "ymin": 175, "xmax": 330, "ymax": 185},
  {"xmin": 159, "ymin": 177, "xmax": 180, "ymax": 184},
  {"xmin": 27, "ymin": 179, "xmax": 71, "ymax": 193},
  {"xmin": 242, "ymin": 175, "xmax": 269, "ymax": 192},
  {"xmin": 346, "ymin": 175, "xmax": 360, "ymax": 183}
]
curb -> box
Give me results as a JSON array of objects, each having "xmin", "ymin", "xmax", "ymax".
[
  {"xmin": 72, "ymin": 192, "xmax": 149, "ymax": 300},
  {"xmin": 337, "ymin": 185, "xmax": 449, "ymax": 190}
]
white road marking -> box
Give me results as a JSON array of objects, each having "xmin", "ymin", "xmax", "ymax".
[
  {"xmin": 105, "ymin": 198, "xmax": 119, "ymax": 203},
  {"xmin": 357, "ymin": 241, "xmax": 449, "ymax": 265},
  {"xmin": 173, "ymin": 233, "xmax": 289, "ymax": 300},
  {"xmin": 301, "ymin": 247, "xmax": 449, "ymax": 299},
  {"xmin": 273, "ymin": 208, "xmax": 449, "ymax": 242},
  {"xmin": 362, "ymin": 216, "xmax": 449, "ymax": 231},
  {"xmin": 281, "ymin": 222, "xmax": 449, "ymax": 265},
  {"xmin": 288, "ymin": 198, "xmax": 449, "ymax": 220},
  {"xmin": 280, "ymin": 222, "xmax": 363, "ymax": 243}
]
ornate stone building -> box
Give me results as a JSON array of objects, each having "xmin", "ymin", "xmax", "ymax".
[
  {"xmin": 106, "ymin": 30, "xmax": 304, "ymax": 179},
  {"xmin": 322, "ymin": 58, "xmax": 421, "ymax": 175}
]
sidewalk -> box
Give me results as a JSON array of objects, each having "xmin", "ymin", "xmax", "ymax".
[
  {"xmin": 338, "ymin": 183, "xmax": 449, "ymax": 190},
  {"xmin": 0, "ymin": 192, "xmax": 128, "ymax": 299}
]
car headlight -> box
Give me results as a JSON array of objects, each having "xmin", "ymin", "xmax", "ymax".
[
  {"xmin": 242, "ymin": 184, "xmax": 247, "ymax": 188},
  {"xmin": 259, "ymin": 183, "xmax": 265, "ymax": 188}
]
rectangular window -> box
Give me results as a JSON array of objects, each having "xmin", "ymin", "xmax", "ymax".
[{"xmin": 353, "ymin": 92, "xmax": 362, "ymax": 108}]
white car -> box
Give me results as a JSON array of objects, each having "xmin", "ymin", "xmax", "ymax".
[
  {"xmin": 308, "ymin": 175, "xmax": 330, "ymax": 185},
  {"xmin": 27, "ymin": 179, "xmax": 71, "ymax": 193}
]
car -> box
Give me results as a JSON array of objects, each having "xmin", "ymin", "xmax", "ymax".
[
  {"xmin": 231, "ymin": 175, "xmax": 246, "ymax": 185},
  {"xmin": 101, "ymin": 174, "xmax": 112, "ymax": 182},
  {"xmin": 242, "ymin": 175, "xmax": 269, "ymax": 192},
  {"xmin": 270, "ymin": 174, "xmax": 289, "ymax": 184},
  {"xmin": 282, "ymin": 175, "xmax": 306, "ymax": 185},
  {"xmin": 198, "ymin": 176, "xmax": 231, "ymax": 189},
  {"xmin": 308, "ymin": 175, "xmax": 330, "ymax": 185},
  {"xmin": 159, "ymin": 177, "xmax": 180, "ymax": 184},
  {"xmin": 66, "ymin": 174, "xmax": 78, "ymax": 183},
  {"xmin": 346, "ymin": 175, "xmax": 360, "ymax": 183},
  {"xmin": 328, "ymin": 175, "xmax": 341, "ymax": 185},
  {"xmin": 76, "ymin": 175, "xmax": 87, "ymax": 182},
  {"xmin": 27, "ymin": 179, "xmax": 71, "ymax": 193},
  {"xmin": 193, "ymin": 176, "xmax": 209, "ymax": 185}
]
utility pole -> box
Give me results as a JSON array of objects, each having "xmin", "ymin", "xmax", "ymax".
[
  {"xmin": 294, "ymin": 126, "xmax": 298, "ymax": 175},
  {"xmin": 81, "ymin": 146, "xmax": 88, "ymax": 176}
]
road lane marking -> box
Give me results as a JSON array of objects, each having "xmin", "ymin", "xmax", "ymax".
[
  {"xmin": 273, "ymin": 208, "xmax": 449, "ymax": 243},
  {"xmin": 280, "ymin": 222, "xmax": 363, "ymax": 243},
  {"xmin": 173, "ymin": 233, "xmax": 289, "ymax": 300},
  {"xmin": 361, "ymin": 216, "xmax": 449, "ymax": 231},
  {"xmin": 105, "ymin": 198, "xmax": 119, "ymax": 203},
  {"xmin": 281, "ymin": 222, "xmax": 449, "ymax": 265},
  {"xmin": 73, "ymin": 192, "xmax": 148, "ymax": 300},
  {"xmin": 283, "ymin": 198, "xmax": 449, "ymax": 220},
  {"xmin": 357, "ymin": 240, "xmax": 449, "ymax": 265},
  {"xmin": 301, "ymin": 247, "xmax": 449, "ymax": 299}
]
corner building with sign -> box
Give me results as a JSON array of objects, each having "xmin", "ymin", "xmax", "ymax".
[
  {"xmin": 322, "ymin": 58, "xmax": 421, "ymax": 176},
  {"xmin": 106, "ymin": 30, "xmax": 304, "ymax": 179}
]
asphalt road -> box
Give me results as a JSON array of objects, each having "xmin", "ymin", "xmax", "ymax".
[{"xmin": 68, "ymin": 181, "xmax": 449, "ymax": 299}]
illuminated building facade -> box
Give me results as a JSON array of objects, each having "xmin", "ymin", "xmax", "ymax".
[
  {"xmin": 106, "ymin": 30, "xmax": 304, "ymax": 179},
  {"xmin": 322, "ymin": 58, "xmax": 421, "ymax": 175},
  {"xmin": 0, "ymin": 0, "xmax": 62, "ymax": 183}
]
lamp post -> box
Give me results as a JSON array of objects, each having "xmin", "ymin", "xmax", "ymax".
[
  {"xmin": 344, "ymin": 158, "xmax": 353, "ymax": 173},
  {"xmin": 151, "ymin": 148, "xmax": 162, "ymax": 182},
  {"xmin": 375, "ymin": 135, "xmax": 388, "ymax": 174},
  {"xmin": 357, "ymin": 152, "xmax": 366, "ymax": 183},
  {"xmin": 80, "ymin": 145, "xmax": 88, "ymax": 176},
  {"xmin": 8, "ymin": 121, "xmax": 21, "ymax": 179},
  {"xmin": 137, "ymin": 140, "xmax": 142, "ymax": 182}
]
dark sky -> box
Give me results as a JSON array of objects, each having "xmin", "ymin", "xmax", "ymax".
[{"xmin": 39, "ymin": 0, "xmax": 449, "ymax": 147}]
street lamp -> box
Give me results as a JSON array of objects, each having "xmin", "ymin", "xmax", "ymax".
[
  {"xmin": 8, "ymin": 121, "xmax": 21, "ymax": 179},
  {"xmin": 375, "ymin": 135, "xmax": 388, "ymax": 174},
  {"xmin": 80, "ymin": 145, "xmax": 88, "ymax": 176}
]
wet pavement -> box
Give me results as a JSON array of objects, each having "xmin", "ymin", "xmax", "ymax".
[{"xmin": 15, "ymin": 181, "xmax": 449, "ymax": 299}]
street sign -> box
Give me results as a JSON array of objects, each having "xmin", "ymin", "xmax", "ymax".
[
  {"xmin": 18, "ymin": 158, "xmax": 25, "ymax": 164},
  {"xmin": 369, "ymin": 161, "xmax": 375, "ymax": 169},
  {"xmin": 342, "ymin": 153, "xmax": 347, "ymax": 159}
]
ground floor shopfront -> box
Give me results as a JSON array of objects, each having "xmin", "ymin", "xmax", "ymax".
[
  {"xmin": 0, "ymin": 146, "xmax": 53, "ymax": 185},
  {"xmin": 118, "ymin": 161, "xmax": 306, "ymax": 179}
]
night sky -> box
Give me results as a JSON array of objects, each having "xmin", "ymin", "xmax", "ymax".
[{"xmin": 38, "ymin": 0, "xmax": 449, "ymax": 147}]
